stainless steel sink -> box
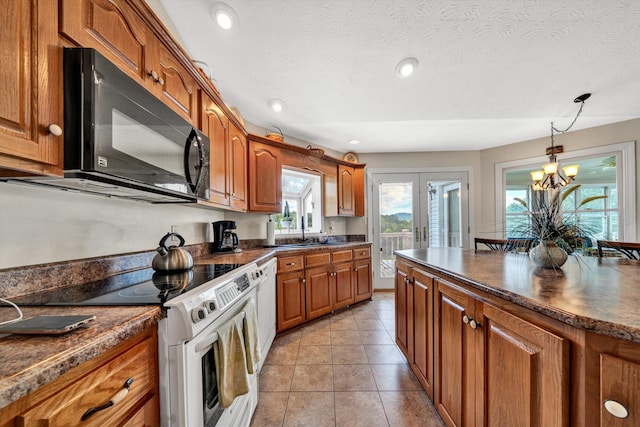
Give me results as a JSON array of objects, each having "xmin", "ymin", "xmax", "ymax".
[{"xmin": 277, "ymin": 241, "xmax": 344, "ymax": 248}]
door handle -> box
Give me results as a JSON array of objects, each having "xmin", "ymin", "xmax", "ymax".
[
  {"xmin": 423, "ymin": 226, "xmax": 427, "ymax": 242},
  {"xmin": 415, "ymin": 227, "xmax": 420, "ymax": 242}
]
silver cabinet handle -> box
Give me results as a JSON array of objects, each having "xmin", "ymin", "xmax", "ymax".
[
  {"xmin": 604, "ymin": 400, "xmax": 629, "ymax": 419},
  {"xmin": 46, "ymin": 124, "xmax": 63, "ymax": 136},
  {"xmin": 286, "ymin": 262, "xmax": 296, "ymax": 266},
  {"xmin": 81, "ymin": 377, "xmax": 134, "ymax": 421}
]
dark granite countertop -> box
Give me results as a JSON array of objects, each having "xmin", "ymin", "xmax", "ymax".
[
  {"xmin": 396, "ymin": 248, "xmax": 640, "ymax": 343},
  {"xmin": 0, "ymin": 305, "xmax": 162, "ymax": 409}
]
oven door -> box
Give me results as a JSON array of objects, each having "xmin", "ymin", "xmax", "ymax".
[{"xmin": 165, "ymin": 292, "xmax": 257, "ymax": 427}]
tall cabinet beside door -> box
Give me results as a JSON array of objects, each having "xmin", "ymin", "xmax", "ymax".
[{"xmin": 0, "ymin": 0, "xmax": 63, "ymax": 176}]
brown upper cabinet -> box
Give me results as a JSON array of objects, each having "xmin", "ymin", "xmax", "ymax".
[
  {"xmin": 248, "ymin": 136, "xmax": 282, "ymax": 213},
  {"xmin": 0, "ymin": 0, "xmax": 64, "ymax": 176},
  {"xmin": 60, "ymin": 0, "xmax": 198, "ymax": 125},
  {"xmin": 337, "ymin": 164, "xmax": 365, "ymax": 216},
  {"xmin": 200, "ymin": 94, "xmax": 247, "ymax": 211}
]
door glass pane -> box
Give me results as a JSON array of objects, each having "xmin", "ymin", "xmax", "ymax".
[
  {"xmin": 427, "ymin": 180, "xmax": 462, "ymax": 248},
  {"xmin": 379, "ymin": 182, "xmax": 414, "ymax": 278}
]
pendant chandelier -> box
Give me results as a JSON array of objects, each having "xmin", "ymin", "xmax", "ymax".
[{"xmin": 530, "ymin": 93, "xmax": 591, "ymax": 190}]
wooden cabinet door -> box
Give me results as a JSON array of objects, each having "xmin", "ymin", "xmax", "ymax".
[
  {"xmin": 434, "ymin": 279, "xmax": 475, "ymax": 427},
  {"xmin": 395, "ymin": 262, "xmax": 413, "ymax": 359},
  {"xmin": 60, "ymin": 0, "xmax": 150, "ymax": 83},
  {"xmin": 248, "ymin": 140, "xmax": 282, "ymax": 212},
  {"xmin": 338, "ymin": 164, "xmax": 355, "ymax": 216},
  {"xmin": 201, "ymin": 95, "xmax": 229, "ymax": 206},
  {"xmin": 353, "ymin": 166, "xmax": 365, "ymax": 216},
  {"xmin": 353, "ymin": 259, "xmax": 372, "ymax": 303},
  {"xmin": 479, "ymin": 303, "xmax": 569, "ymax": 427},
  {"xmin": 412, "ymin": 268, "xmax": 434, "ymax": 399},
  {"xmin": 333, "ymin": 261, "xmax": 355, "ymax": 310},
  {"xmin": 276, "ymin": 271, "xmax": 305, "ymax": 332},
  {"xmin": 151, "ymin": 40, "xmax": 199, "ymax": 124},
  {"xmin": 600, "ymin": 354, "xmax": 640, "ymax": 427},
  {"xmin": 229, "ymin": 122, "xmax": 247, "ymax": 210},
  {"xmin": 305, "ymin": 265, "xmax": 333, "ymax": 320},
  {"xmin": 0, "ymin": 0, "xmax": 63, "ymax": 176}
]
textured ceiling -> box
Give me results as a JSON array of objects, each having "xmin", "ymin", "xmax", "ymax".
[{"xmin": 156, "ymin": 0, "xmax": 640, "ymax": 153}]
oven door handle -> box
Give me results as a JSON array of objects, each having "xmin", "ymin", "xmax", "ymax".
[{"xmin": 194, "ymin": 331, "xmax": 219, "ymax": 354}]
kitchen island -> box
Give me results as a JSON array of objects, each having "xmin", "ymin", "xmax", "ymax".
[{"xmin": 395, "ymin": 248, "xmax": 640, "ymax": 427}]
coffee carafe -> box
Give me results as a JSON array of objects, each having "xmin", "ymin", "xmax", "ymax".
[{"xmin": 212, "ymin": 220, "xmax": 239, "ymax": 252}]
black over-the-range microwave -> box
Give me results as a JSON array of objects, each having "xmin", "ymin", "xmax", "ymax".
[{"xmin": 19, "ymin": 48, "xmax": 210, "ymax": 202}]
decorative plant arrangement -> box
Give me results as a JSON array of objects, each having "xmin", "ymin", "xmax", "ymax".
[
  {"xmin": 280, "ymin": 201, "xmax": 293, "ymax": 229},
  {"xmin": 511, "ymin": 185, "xmax": 606, "ymax": 268}
]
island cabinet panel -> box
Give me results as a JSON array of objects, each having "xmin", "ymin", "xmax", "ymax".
[
  {"xmin": 353, "ymin": 258, "xmax": 372, "ymax": 303},
  {"xmin": 0, "ymin": 0, "xmax": 63, "ymax": 176},
  {"xmin": 434, "ymin": 278, "xmax": 570, "ymax": 427},
  {"xmin": 412, "ymin": 267, "xmax": 434, "ymax": 398},
  {"xmin": 434, "ymin": 279, "xmax": 476, "ymax": 427},
  {"xmin": 395, "ymin": 261, "xmax": 413, "ymax": 359},
  {"xmin": 584, "ymin": 331, "xmax": 640, "ymax": 427}
]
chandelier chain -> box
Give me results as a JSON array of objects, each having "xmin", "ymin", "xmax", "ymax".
[{"xmin": 551, "ymin": 101, "xmax": 586, "ymax": 134}]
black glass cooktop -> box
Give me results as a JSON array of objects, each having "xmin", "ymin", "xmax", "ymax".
[{"xmin": 12, "ymin": 264, "xmax": 243, "ymax": 306}]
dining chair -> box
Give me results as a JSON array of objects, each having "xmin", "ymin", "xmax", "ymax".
[
  {"xmin": 596, "ymin": 240, "xmax": 640, "ymax": 260},
  {"xmin": 474, "ymin": 238, "xmax": 533, "ymax": 253}
]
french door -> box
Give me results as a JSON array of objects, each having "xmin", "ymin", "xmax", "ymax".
[{"xmin": 371, "ymin": 172, "xmax": 469, "ymax": 289}]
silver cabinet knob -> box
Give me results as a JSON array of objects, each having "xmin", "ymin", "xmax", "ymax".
[
  {"xmin": 604, "ymin": 400, "xmax": 629, "ymax": 419},
  {"xmin": 149, "ymin": 70, "xmax": 158, "ymax": 80},
  {"xmin": 47, "ymin": 124, "xmax": 63, "ymax": 136},
  {"xmin": 462, "ymin": 315, "xmax": 470, "ymax": 324},
  {"xmin": 470, "ymin": 319, "xmax": 479, "ymax": 329}
]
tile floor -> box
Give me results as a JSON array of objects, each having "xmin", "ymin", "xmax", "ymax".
[{"xmin": 250, "ymin": 292, "xmax": 444, "ymax": 427}]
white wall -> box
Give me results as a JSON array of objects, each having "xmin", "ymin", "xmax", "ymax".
[{"xmin": 0, "ymin": 182, "xmax": 224, "ymax": 269}]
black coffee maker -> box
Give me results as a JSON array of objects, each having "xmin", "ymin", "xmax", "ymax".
[{"xmin": 212, "ymin": 220, "xmax": 239, "ymax": 252}]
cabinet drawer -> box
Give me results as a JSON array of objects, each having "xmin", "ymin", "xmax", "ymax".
[
  {"xmin": 305, "ymin": 252, "xmax": 331, "ymax": 268},
  {"xmin": 353, "ymin": 247, "xmax": 371, "ymax": 260},
  {"xmin": 18, "ymin": 334, "xmax": 157, "ymax": 426},
  {"xmin": 278, "ymin": 255, "xmax": 304, "ymax": 272},
  {"xmin": 331, "ymin": 249, "xmax": 353, "ymax": 263}
]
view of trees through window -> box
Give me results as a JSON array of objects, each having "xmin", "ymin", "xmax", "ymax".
[{"xmin": 274, "ymin": 169, "xmax": 322, "ymax": 234}]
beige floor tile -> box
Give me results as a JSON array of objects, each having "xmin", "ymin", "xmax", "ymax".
[
  {"xmin": 332, "ymin": 345, "xmax": 368, "ymax": 364},
  {"xmin": 331, "ymin": 310, "xmax": 355, "ymax": 321},
  {"xmin": 250, "ymin": 391, "xmax": 289, "ymax": 427},
  {"xmin": 376, "ymin": 309, "xmax": 396, "ymax": 320},
  {"xmin": 301, "ymin": 317, "xmax": 332, "ymax": 332},
  {"xmin": 331, "ymin": 317, "xmax": 358, "ymax": 331},
  {"xmin": 352, "ymin": 310, "xmax": 380, "ymax": 320},
  {"xmin": 370, "ymin": 364, "xmax": 422, "ymax": 391},
  {"xmin": 283, "ymin": 391, "xmax": 335, "ymax": 427},
  {"xmin": 364, "ymin": 345, "xmax": 407, "ymax": 364},
  {"xmin": 331, "ymin": 330, "xmax": 363, "ymax": 345},
  {"xmin": 359, "ymin": 330, "xmax": 395, "ymax": 345},
  {"xmin": 259, "ymin": 364, "xmax": 295, "ymax": 391},
  {"xmin": 356, "ymin": 318, "xmax": 387, "ymax": 330},
  {"xmin": 264, "ymin": 342, "xmax": 299, "ymax": 365},
  {"xmin": 300, "ymin": 329, "xmax": 331, "ymax": 345},
  {"xmin": 333, "ymin": 365, "xmax": 377, "ymax": 391},
  {"xmin": 379, "ymin": 391, "xmax": 444, "ymax": 426},
  {"xmin": 273, "ymin": 330, "xmax": 302, "ymax": 346},
  {"xmin": 291, "ymin": 364, "xmax": 333, "ymax": 391},
  {"xmin": 380, "ymin": 318, "xmax": 396, "ymax": 331},
  {"xmin": 335, "ymin": 392, "xmax": 390, "ymax": 427},
  {"xmin": 296, "ymin": 345, "xmax": 331, "ymax": 364}
]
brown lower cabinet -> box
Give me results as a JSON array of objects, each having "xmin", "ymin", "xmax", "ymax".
[
  {"xmin": 397, "ymin": 258, "xmax": 573, "ymax": 427},
  {"xmin": 276, "ymin": 245, "xmax": 372, "ymax": 333},
  {"xmin": 0, "ymin": 325, "xmax": 159, "ymax": 427}
]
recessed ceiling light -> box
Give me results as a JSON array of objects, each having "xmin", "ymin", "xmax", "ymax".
[
  {"xmin": 268, "ymin": 98, "xmax": 285, "ymax": 112},
  {"xmin": 348, "ymin": 139, "xmax": 361, "ymax": 145},
  {"xmin": 211, "ymin": 2, "xmax": 237, "ymax": 30},
  {"xmin": 395, "ymin": 57, "xmax": 418, "ymax": 78}
]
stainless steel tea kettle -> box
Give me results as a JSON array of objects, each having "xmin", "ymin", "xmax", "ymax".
[{"xmin": 152, "ymin": 232, "xmax": 194, "ymax": 272}]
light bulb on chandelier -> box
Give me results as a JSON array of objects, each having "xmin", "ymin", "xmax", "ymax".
[{"xmin": 530, "ymin": 93, "xmax": 590, "ymax": 190}]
